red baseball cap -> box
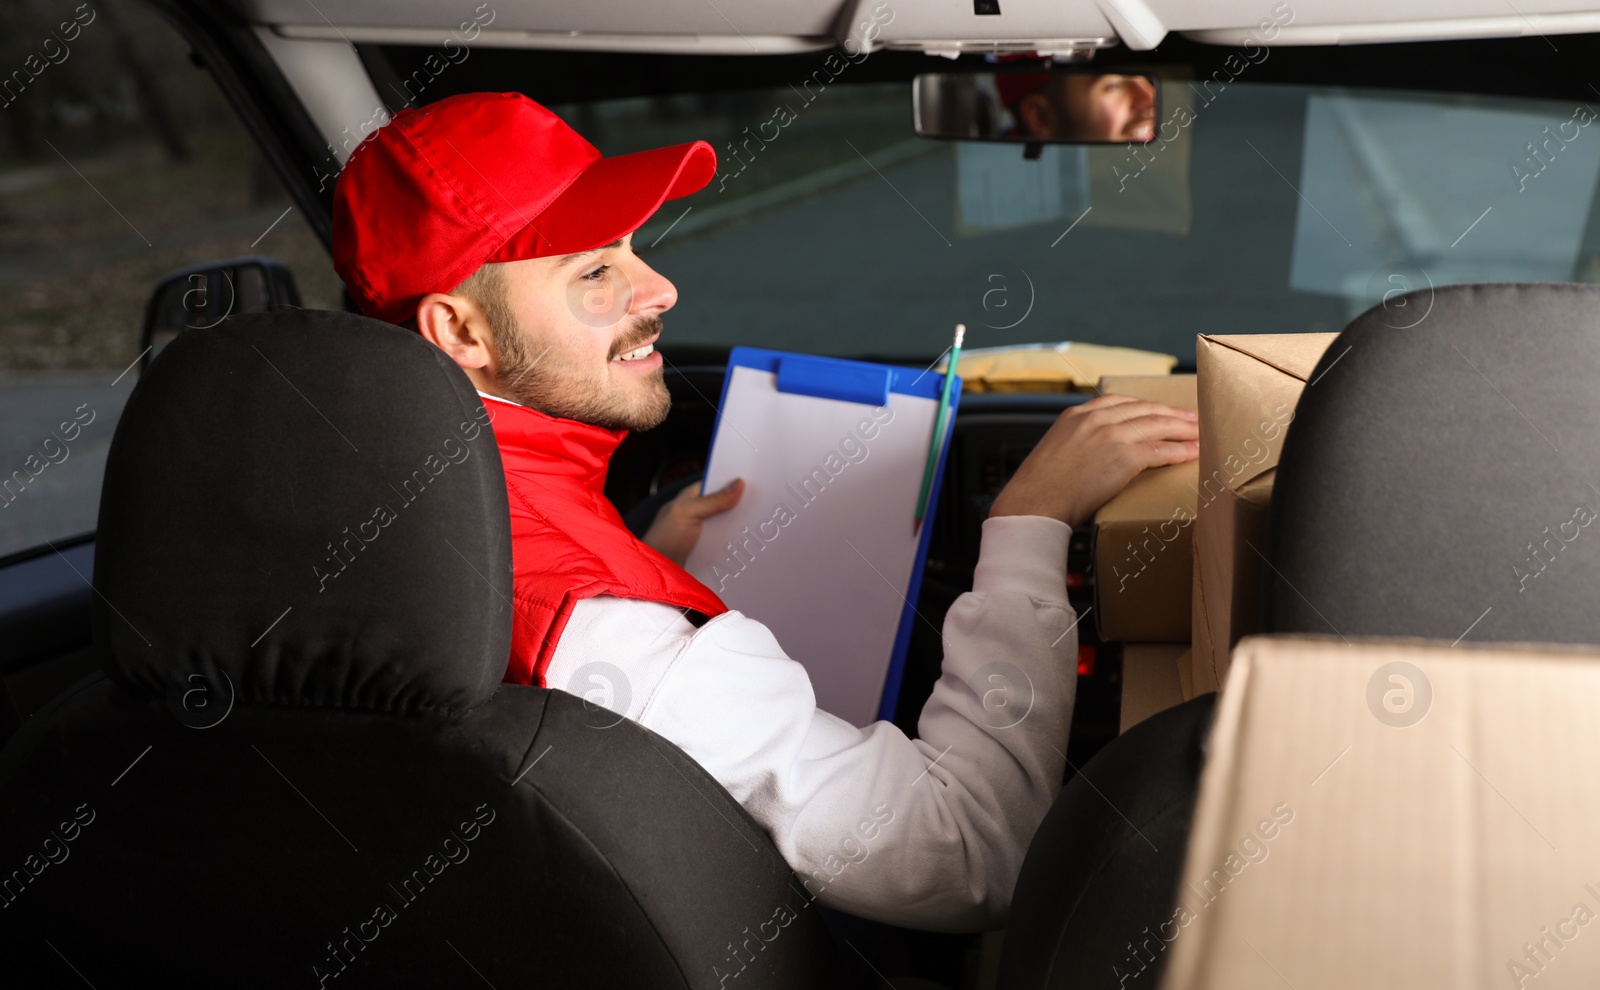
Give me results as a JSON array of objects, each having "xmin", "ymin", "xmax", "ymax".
[
  {"xmin": 994, "ymin": 72, "xmax": 1052, "ymax": 108},
  {"xmin": 332, "ymin": 92, "xmax": 717, "ymax": 325}
]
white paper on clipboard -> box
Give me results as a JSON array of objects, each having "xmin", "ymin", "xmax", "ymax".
[{"xmin": 683, "ymin": 363, "xmax": 944, "ymax": 727}]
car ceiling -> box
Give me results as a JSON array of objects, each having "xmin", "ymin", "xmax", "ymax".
[{"xmin": 234, "ymin": 0, "xmax": 1600, "ymax": 53}]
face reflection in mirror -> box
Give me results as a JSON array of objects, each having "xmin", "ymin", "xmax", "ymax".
[{"xmin": 1006, "ymin": 74, "xmax": 1157, "ymax": 143}]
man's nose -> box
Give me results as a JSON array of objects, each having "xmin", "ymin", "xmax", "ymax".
[
  {"xmin": 1130, "ymin": 77, "xmax": 1156, "ymax": 112},
  {"xmin": 630, "ymin": 257, "xmax": 678, "ymax": 315}
]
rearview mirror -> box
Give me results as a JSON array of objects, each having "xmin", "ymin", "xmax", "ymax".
[
  {"xmin": 140, "ymin": 257, "xmax": 303, "ymax": 372},
  {"xmin": 913, "ymin": 70, "xmax": 1160, "ymax": 146}
]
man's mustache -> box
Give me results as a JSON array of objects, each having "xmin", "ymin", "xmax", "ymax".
[{"xmin": 610, "ymin": 316, "xmax": 663, "ymax": 359}]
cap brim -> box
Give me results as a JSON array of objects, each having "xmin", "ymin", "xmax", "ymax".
[{"xmin": 508, "ymin": 140, "xmax": 717, "ymax": 259}]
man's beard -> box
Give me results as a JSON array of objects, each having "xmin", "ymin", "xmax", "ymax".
[{"xmin": 488, "ymin": 313, "xmax": 671, "ymax": 431}]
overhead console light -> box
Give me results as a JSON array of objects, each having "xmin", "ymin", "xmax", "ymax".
[
  {"xmin": 838, "ymin": 0, "xmax": 1139, "ymax": 57},
  {"xmin": 883, "ymin": 39, "xmax": 1111, "ymax": 61}
]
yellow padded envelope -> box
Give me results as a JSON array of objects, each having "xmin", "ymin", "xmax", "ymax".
[{"xmin": 939, "ymin": 342, "xmax": 1179, "ymax": 393}]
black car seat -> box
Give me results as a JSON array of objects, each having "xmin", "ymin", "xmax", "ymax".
[
  {"xmin": 995, "ymin": 692, "xmax": 1216, "ymax": 989},
  {"xmin": 1000, "ymin": 281, "xmax": 1600, "ymax": 989},
  {"xmin": 1264, "ymin": 281, "xmax": 1600, "ymax": 643},
  {"xmin": 0, "ymin": 678, "xmax": 17, "ymax": 747},
  {"xmin": 0, "ymin": 310, "xmax": 843, "ymax": 989}
]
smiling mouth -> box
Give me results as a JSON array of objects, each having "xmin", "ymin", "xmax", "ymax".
[{"xmin": 613, "ymin": 336, "xmax": 658, "ymax": 362}]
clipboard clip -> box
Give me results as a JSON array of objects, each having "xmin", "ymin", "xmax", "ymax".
[{"xmin": 775, "ymin": 355, "xmax": 891, "ymax": 407}]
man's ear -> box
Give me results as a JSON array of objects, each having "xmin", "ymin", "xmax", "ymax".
[
  {"xmin": 1018, "ymin": 91, "xmax": 1056, "ymax": 138},
  {"xmin": 415, "ymin": 292, "xmax": 493, "ymax": 372}
]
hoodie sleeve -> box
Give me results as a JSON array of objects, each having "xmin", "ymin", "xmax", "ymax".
[{"xmin": 544, "ymin": 514, "xmax": 1077, "ymax": 931}]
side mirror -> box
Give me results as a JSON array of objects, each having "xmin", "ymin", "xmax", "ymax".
[
  {"xmin": 913, "ymin": 70, "xmax": 1160, "ymax": 147},
  {"xmin": 140, "ymin": 257, "xmax": 303, "ymax": 371}
]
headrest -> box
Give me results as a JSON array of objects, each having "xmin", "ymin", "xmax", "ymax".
[
  {"xmin": 1269, "ymin": 281, "xmax": 1600, "ymax": 644},
  {"xmin": 94, "ymin": 310, "xmax": 513, "ymax": 713}
]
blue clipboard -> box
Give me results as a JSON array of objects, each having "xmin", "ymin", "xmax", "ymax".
[{"xmin": 698, "ymin": 346, "xmax": 961, "ymax": 724}]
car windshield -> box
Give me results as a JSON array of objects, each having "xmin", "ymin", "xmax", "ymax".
[{"xmin": 537, "ymin": 80, "xmax": 1600, "ymax": 365}]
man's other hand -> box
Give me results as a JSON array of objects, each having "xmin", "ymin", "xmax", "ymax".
[
  {"xmin": 643, "ymin": 478, "xmax": 745, "ymax": 566},
  {"xmin": 989, "ymin": 394, "xmax": 1199, "ymax": 529}
]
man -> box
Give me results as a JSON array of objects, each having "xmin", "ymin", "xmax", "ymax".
[
  {"xmin": 332, "ymin": 91, "xmax": 1197, "ymax": 931},
  {"xmin": 997, "ymin": 71, "xmax": 1158, "ymax": 142}
]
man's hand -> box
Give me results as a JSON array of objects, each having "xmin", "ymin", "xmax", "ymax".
[
  {"xmin": 989, "ymin": 394, "xmax": 1199, "ymax": 529},
  {"xmin": 643, "ymin": 478, "xmax": 745, "ymax": 566}
]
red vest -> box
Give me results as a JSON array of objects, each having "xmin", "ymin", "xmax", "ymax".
[{"xmin": 484, "ymin": 396, "xmax": 728, "ymax": 687}]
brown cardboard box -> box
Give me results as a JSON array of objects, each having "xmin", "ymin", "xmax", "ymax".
[
  {"xmin": 1174, "ymin": 640, "xmax": 1194, "ymax": 700},
  {"xmin": 1159, "ymin": 636, "xmax": 1600, "ymax": 990},
  {"xmin": 1093, "ymin": 375, "xmax": 1198, "ymax": 644},
  {"xmin": 1119, "ymin": 643, "xmax": 1190, "ymax": 733},
  {"xmin": 1190, "ymin": 334, "xmax": 1337, "ymax": 693}
]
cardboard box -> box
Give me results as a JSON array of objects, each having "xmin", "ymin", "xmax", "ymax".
[
  {"xmin": 1093, "ymin": 375, "xmax": 1198, "ymax": 643},
  {"xmin": 1190, "ymin": 334, "xmax": 1337, "ymax": 693},
  {"xmin": 1119, "ymin": 643, "xmax": 1189, "ymax": 733},
  {"xmin": 1159, "ymin": 635, "xmax": 1600, "ymax": 990}
]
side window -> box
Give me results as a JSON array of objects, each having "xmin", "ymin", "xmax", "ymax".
[{"xmin": 0, "ymin": 0, "xmax": 339, "ymax": 559}]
